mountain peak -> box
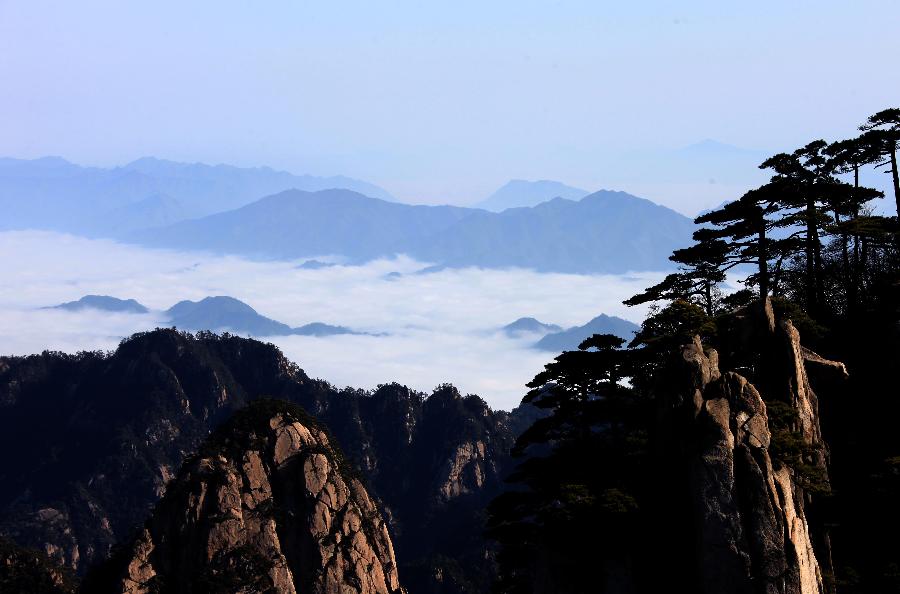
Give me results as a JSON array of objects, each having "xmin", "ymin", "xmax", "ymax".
[
  {"xmin": 83, "ymin": 399, "xmax": 404, "ymax": 594},
  {"xmin": 48, "ymin": 295, "xmax": 149, "ymax": 314},
  {"xmin": 476, "ymin": 179, "xmax": 590, "ymax": 212}
]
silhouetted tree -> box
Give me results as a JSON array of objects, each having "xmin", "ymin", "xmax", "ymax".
[
  {"xmin": 860, "ymin": 108, "xmax": 900, "ymax": 218},
  {"xmin": 624, "ymin": 237, "xmax": 729, "ymax": 315},
  {"xmin": 761, "ymin": 142, "xmax": 840, "ymax": 314},
  {"xmin": 488, "ymin": 335, "xmax": 647, "ymax": 593},
  {"xmin": 824, "ymin": 138, "xmax": 885, "ymax": 308},
  {"xmin": 696, "ymin": 181, "xmax": 796, "ymax": 299}
]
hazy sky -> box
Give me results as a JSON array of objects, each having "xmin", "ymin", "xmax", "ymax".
[{"xmin": 1, "ymin": 1, "xmax": 897, "ymax": 208}]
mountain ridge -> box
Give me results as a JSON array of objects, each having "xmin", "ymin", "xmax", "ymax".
[
  {"xmin": 133, "ymin": 188, "xmax": 695, "ymax": 273},
  {"xmin": 0, "ymin": 156, "xmax": 396, "ymax": 235}
]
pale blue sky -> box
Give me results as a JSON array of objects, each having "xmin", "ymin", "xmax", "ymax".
[{"xmin": 1, "ymin": 0, "xmax": 897, "ymax": 211}]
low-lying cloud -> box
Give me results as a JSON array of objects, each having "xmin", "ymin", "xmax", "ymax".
[{"xmin": 1, "ymin": 230, "xmax": 666, "ymax": 410}]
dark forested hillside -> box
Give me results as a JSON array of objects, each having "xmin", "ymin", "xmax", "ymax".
[{"xmin": 0, "ymin": 329, "xmax": 521, "ymax": 593}]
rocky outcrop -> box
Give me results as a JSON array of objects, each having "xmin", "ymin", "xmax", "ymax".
[
  {"xmin": 678, "ymin": 299, "xmax": 841, "ymax": 594},
  {"xmin": 0, "ymin": 330, "xmax": 516, "ymax": 593},
  {"xmin": 83, "ymin": 401, "xmax": 403, "ymax": 594}
]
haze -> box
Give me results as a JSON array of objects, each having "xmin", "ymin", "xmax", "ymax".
[
  {"xmin": 2, "ymin": 1, "xmax": 897, "ymax": 213},
  {"xmin": 0, "ymin": 231, "xmax": 671, "ymax": 410}
]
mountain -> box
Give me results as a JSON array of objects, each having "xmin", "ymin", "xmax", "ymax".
[
  {"xmin": 165, "ymin": 296, "xmax": 361, "ymax": 337},
  {"xmin": 135, "ymin": 189, "xmax": 695, "ymax": 273},
  {"xmin": 293, "ymin": 321, "xmax": 358, "ymax": 336},
  {"xmin": 47, "ymin": 295, "xmax": 149, "ymax": 314},
  {"xmin": 296, "ymin": 259, "xmax": 337, "ymax": 270},
  {"xmin": 46, "ymin": 294, "xmax": 363, "ymax": 338},
  {"xmin": 533, "ymin": 313, "xmax": 639, "ymax": 352},
  {"xmin": 134, "ymin": 189, "xmax": 474, "ymax": 261},
  {"xmin": 0, "ymin": 329, "xmax": 522, "ymax": 593},
  {"xmin": 0, "ymin": 156, "xmax": 395, "ymax": 236},
  {"xmin": 81, "ymin": 400, "xmax": 403, "ymax": 594},
  {"xmin": 476, "ymin": 179, "xmax": 590, "ymax": 212},
  {"xmin": 84, "ymin": 193, "xmax": 186, "ymax": 236},
  {"xmin": 416, "ymin": 190, "xmax": 695, "ymax": 273},
  {"xmin": 165, "ymin": 296, "xmax": 294, "ymax": 335},
  {"xmin": 502, "ymin": 317, "xmax": 562, "ymax": 337},
  {"xmin": 489, "ymin": 299, "xmax": 849, "ymax": 593}
]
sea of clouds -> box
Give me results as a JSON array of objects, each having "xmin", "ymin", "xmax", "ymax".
[{"xmin": 0, "ymin": 230, "xmax": 668, "ymax": 410}]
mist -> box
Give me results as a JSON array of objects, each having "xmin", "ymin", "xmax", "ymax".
[{"xmin": 0, "ymin": 230, "xmax": 666, "ymax": 410}]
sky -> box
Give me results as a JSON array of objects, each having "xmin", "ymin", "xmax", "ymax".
[
  {"xmin": 1, "ymin": 0, "xmax": 898, "ymax": 211},
  {"xmin": 0, "ymin": 230, "xmax": 670, "ymax": 410}
]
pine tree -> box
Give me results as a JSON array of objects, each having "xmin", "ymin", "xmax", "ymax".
[{"xmin": 860, "ymin": 108, "xmax": 900, "ymax": 218}]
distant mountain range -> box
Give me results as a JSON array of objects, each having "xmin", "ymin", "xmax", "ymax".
[
  {"xmin": 134, "ymin": 188, "xmax": 694, "ymax": 273},
  {"xmin": 476, "ymin": 179, "xmax": 590, "ymax": 212},
  {"xmin": 47, "ymin": 294, "xmax": 365, "ymax": 337},
  {"xmin": 534, "ymin": 314, "xmax": 639, "ymax": 352},
  {"xmin": 502, "ymin": 313, "xmax": 640, "ymax": 352},
  {"xmin": 0, "ymin": 156, "xmax": 395, "ymax": 235},
  {"xmin": 502, "ymin": 317, "xmax": 563, "ymax": 337},
  {"xmin": 47, "ymin": 295, "xmax": 149, "ymax": 314}
]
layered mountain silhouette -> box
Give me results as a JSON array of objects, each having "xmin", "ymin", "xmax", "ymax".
[
  {"xmin": 135, "ymin": 188, "xmax": 694, "ymax": 273},
  {"xmin": 45, "ymin": 294, "xmax": 364, "ymax": 337},
  {"xmin": 167, "ymin": 296, "xmax": 363, "ymax": 337},
  {"xmin": 0, "ymin": 156, "xmax": 394, "ymax": 235},
  {"xmin": 502, "ymin": 317, "xmax": 562, "ymax": 337},
  {"xmin": 476, "ymin": 179, "xmax": 589, "ymax": 212},
  {"xmin": 47, "ymin": 295, "xmax": 149, "ymax": 314},
  {"xmin": 532, "ymin": 313, "xmax": 640, "ymax": 352}
]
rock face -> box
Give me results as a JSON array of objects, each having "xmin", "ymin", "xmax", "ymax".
[
  {"xmin": 0, "ymin": 330, "xmax": 517, "ymax": 593},
  {"xmin": 84, "ymin": 401, "xmax": 403, "ymax": 594},
  {"xmin": 677, "ymin": 299, "xmax": 841, "ymax": 594}
]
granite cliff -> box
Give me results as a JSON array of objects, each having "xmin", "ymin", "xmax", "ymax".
[{"xmin": 81, "ymin": 401, "xmax": 402, "ymax": 594}]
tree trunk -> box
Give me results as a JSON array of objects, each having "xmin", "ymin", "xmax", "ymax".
[
  {"xmin": 891, "ymin": 145, "xmax": 900, "ymax": 218},
  {"xmin": 861, "ymin": 234, "xmax": 870, "ymax": 297},
  {"xmin": 805, "ymin": 193, "xmax": 817, "ymax": 313},
  {"xmin": 704, "ymin": 281, "xmax": 713, "ymax": 316},
  {"xmin": 852, "ymin": 167, "xmax": 861, "ymax": 309},
  {"xmin": 758, "ymin": 220, "xmax": 769, "ymax": 299},
  {"xmin": 835, "ymin": 210, "xmax": 853, "ymax": 314}
]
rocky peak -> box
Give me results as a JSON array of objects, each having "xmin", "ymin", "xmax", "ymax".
[
  {"xmin": 675, "ymin": 298, "xmax": 844, "ymax": 594},
  {"xmin": 82, "ymin": 400, "xmax": 403, "ymax": 594}
]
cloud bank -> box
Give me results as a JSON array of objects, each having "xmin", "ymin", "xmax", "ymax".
[{"xmin": 0, "ymin": 230, "xmax": 665, "ymax": 410}]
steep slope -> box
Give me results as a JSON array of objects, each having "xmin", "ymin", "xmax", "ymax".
[
  {"xmin": 81, "ymin": 400, "xmax": 402, "ymax": 594},
  {"xmin": 533, "ymin": 313, "xmax": 639, "ymax": 352},
  {"xmin": 668, "ymin": 300, "xmax": 842, "ymax": 594},
  {"xmin": 476, "ymin": 179, "xmax": 589, "ymax": 212},
  {"xmin": 0, "ymin": 330, "xmax": 519, "ymax": 593}
]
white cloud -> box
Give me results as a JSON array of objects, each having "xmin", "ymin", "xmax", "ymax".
[{"xmin": 0, "ymin": 231, "xmax": 663, "ymax": 411}]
